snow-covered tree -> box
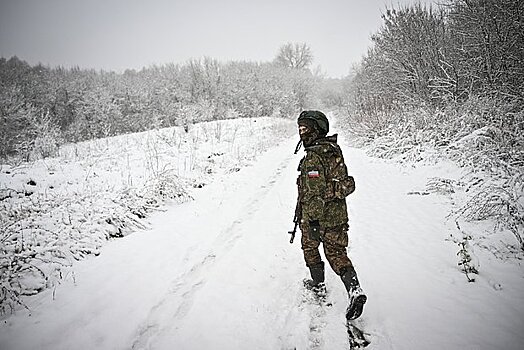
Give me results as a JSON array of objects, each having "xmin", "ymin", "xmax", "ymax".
[{"xmin": 274, "ymin": 42, "xmax": 313, "ymax": 70}]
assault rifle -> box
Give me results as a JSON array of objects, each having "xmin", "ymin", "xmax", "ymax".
[{"xmin": 288, "ymin": 196, "xmax": 302, "ymax": 244}]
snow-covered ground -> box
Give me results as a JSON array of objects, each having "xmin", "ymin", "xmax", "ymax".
[
  {"xmin": 0, "ymin": 117, "xmax": 294, "ymax": 310},
  {"xmin": 1, "ymin": 118, "xmax": 523, "ymax": 349}
]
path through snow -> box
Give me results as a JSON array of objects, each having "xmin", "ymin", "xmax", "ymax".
[{"xmin": 1, "ymin": 133, "xmax": 523, "ymax": 350}]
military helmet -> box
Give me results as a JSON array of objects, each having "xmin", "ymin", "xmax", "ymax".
[{"xmin": 297, "ymin": 110, "xmax": 329, "ymax": 136}]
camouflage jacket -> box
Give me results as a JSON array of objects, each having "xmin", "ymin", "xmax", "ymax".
[{"xmin": 297, "ymin": 134, "xmax": 355, "ymax": 229}]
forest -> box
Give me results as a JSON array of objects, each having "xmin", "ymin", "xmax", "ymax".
[
  {"xmin": 341, "ymin": 0, "xmax": 524, "ymax": 251},
  {"xmin": 0, "ymin": 51, "xmax": 319, "ymax": 161}
]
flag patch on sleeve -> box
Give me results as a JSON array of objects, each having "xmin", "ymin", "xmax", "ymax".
[{"xmin": 308, "ymin": 170, "xmax": 320, "ymax": 178}]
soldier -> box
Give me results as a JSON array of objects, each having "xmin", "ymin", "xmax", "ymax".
[{"xmin": 293, "ymin": 110, "xmax": 366, "ymax": 321}]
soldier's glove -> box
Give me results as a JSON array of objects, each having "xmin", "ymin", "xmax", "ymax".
[{"xmin": 308, "ymin": 220, "xmax": 321, "ymax": 241}]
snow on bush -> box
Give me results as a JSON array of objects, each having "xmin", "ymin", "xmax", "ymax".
[
  {"xmin": 0, "ymin": 117, "xmax": 295, "ymax": 314},
  {"xmin": 340, "ymin": 97, "xmax": 524, "ymax": 278}
]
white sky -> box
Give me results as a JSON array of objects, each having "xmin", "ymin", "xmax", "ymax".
[{"xmin": 0, "ymin": 0, "xmax": 440, "ymax": 78}]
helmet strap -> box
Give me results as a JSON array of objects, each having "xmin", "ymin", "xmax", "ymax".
[{"xmin": 294, "ymin": 140, "xmax": 303, "ymax": 154}]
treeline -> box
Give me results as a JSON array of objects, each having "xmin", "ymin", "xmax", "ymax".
[
  {"xmin": 344, "ymin": 0, "xmax": 523, "ymax": 249},
  {"xmin": 0, "ymin": 55, "xmax": 318, "ymax": 161},
  {"xmin": 350, "ymin": 0, "xmax": 523, "ymax": 113}
]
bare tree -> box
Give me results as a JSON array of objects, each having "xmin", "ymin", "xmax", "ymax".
[{"xmin": 274, "ymin": 42, "xmax": 313, "ymax": 70}]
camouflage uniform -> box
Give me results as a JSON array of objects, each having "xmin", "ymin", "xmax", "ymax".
[
  {"xmin": 297, "ymin": 134, "xmax": 354, "ymax": 275},
  {"xmin": 295, "ymin": 110, "xmax": 366, "ymax": 321}
]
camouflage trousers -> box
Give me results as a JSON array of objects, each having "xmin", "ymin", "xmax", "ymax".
[{"xmin": 300, "ymin": 223, "xmax": 352, "ymax": 276}]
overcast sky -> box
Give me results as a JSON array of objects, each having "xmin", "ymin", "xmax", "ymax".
[{"xmin": 0, "ymin": 0, "xmax": 439, "ymax": 78}]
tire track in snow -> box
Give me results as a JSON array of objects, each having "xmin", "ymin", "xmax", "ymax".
[{"xmin": 130, "ymin": 153, "xmax": 295, "ymax": 349}]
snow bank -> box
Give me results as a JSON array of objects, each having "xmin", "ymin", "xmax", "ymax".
[{"xmin": 0, "ymin": 117, "xmax": 295, "ymax": 314}]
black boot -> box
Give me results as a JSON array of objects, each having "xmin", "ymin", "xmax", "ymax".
[
  {"xmin": 340, "ymin": 266, "xmax": 367, "ymax": 320},
  {"xmin": 304, "ymin": 262, "xmax": 326, "ymax": 297}
]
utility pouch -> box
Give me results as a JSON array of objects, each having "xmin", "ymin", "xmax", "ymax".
[
  {"xmin": 333, "ymin": 175, "xmax": 355, "ymax": 199},
  {"xmin": 308, "ymin": 220, "xmax": 321, "ymax": 241}
]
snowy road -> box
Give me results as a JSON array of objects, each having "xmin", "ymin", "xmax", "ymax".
[{"xmin": 2, "ymin": 135, "xmax": 524, "ymax": 350}]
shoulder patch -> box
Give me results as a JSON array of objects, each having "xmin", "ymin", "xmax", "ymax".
[{"xmin": 308, "ymin": 170, "xmax": 320, "ymax": 178}]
